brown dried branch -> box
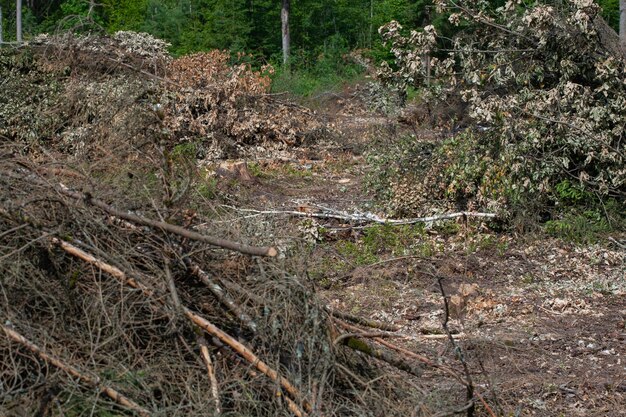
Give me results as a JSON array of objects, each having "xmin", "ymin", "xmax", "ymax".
[
  {"xmin": 60, "ymin": 187, "xmax": 277, "ymax": 257},
  {"xmin": 333, "ymin": 332, "xmax": 403, "ymax": 346},
  {"xmin": 198, "ymin": 336, "xmax": 221, "ymax": 414},
  {"xmin": 184, "ymin": 309, "xmax": 312, "ymax": 414},
  {"xmin": 334, "ymin": 331, "xmax": 422, "ymax": 378},
  {"xmin": 335, "ymin": 319, "xmax": 468, "ymax": 386},
  {"xmin": 21, "ymin": 176, "xmax": 276, "ymax": 256},
  {"xmin": 437, "ymin": 276, "xmax": 475, "ymax": 417},
  {"xmin": 1, "ymin": 324, "xmax": 151, "ymax": 417},
  {"xmin": 51, "ymin": 238, "xmax": 153, "ymax": 297}
]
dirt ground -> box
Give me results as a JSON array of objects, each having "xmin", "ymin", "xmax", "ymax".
[{"xmin": 209, "ymin": 93, "xmax": 626, "ymax": 417}]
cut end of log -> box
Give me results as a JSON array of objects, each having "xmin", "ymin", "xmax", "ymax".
[{"xmin": 267, "ymin": 247, "xmax": 278, "ymax": 257}]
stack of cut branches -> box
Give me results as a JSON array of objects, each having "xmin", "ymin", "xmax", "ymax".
[{"xmin": 0, "ymin": 152, "xmax": 479, "ymax": 416}]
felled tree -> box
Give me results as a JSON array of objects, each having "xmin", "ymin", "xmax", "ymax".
[{"xmin": 379, "ymin": 0, "xmax": 625, "ymax": 216}]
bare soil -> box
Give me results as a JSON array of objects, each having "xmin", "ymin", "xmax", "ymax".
[{"xmin": 210, "ymin": 91, "xmax": 626, "ymax": 416}]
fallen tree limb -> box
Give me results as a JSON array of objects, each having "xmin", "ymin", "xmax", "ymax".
[
  {"xmin": 223, "ymin": 204, "xmax": 496, "ymax": 226},
  {"xmin": 41, "ymin": 180, "xmax": 276, "ymax": 257},
  {"xmin": 9, "ymin": 165, "xmax": 278, "ymax": 257},
  {"xmin": 333, "ymin": 332, "xmax": 403, "ymax": 346},
  {"xmin": 1, "ymin": 324, "xmax": 151, "ymax": 417},
  {"xmin": 333, "ymin": 325, "xmax": 422, "ymax": 378},
  {"xmin": 51, "ymin": 238, "xmax": 154, "ymax": 297},
  {"xmin": 336, "ymin": 320, "xmax": 467, "ymax": 385},
  {"xmin": 198, "ymin": 336, "xmax": 221, "ymax": 414},
  {"xmin": 185, "ymin": 308, "xmax": 311, "ymax": 414}
]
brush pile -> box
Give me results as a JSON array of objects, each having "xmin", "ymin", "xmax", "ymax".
[
  {"xmin": 378, "ymin": 1, "xmax": 625, "ymax": 218},
  {"xmin": 1, "ymin": 33, "xmax": 474, "ymax": 416}
]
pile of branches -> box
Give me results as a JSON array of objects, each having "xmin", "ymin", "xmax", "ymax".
[
  {"xmin": 166, "ymin": 51, "xmax": 324, "ymax": 149},
  {"xmin": 0, "ymin": 32, "xmax": 164, "ymax": 161},
  {"xmin": 0, "ymin": 149, "xmax": 481, "ymax": 416},
  {"xmin": 378, "ymin": 0, "xmax": 625, "ymax": 217},
  {"xmin": 0, "ymin": 32, "xmax": 324, "ymax": 163}
]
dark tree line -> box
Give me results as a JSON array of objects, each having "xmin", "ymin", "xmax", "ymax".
[{"xmin": 0, "ymin": 0, "xmax": 623, "ymax": 62}]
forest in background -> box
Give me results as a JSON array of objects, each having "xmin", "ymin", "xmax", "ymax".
[
  {"xmin": 1, "ymin": 1, "xmax": 624, "ymax": 97},
  {"xmin": 0, "ymin": 1, "xmax": 622, "ymax": 62}
]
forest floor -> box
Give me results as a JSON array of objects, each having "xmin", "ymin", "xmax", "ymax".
[{"xmin": 209, "ymin": 88, "xmax": 626, "ymax": 416}]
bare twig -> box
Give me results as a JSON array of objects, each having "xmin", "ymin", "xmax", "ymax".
[
  {"xmin": 431, "ymin": 400, "xmax": 475, "ymax": 417},
  {"xmin": 51, "ymin": 238, "xmax": 153, "ymax": 297},
  {"xmin": 333, "ymin": 331, "xmax": 403, "ymax": 345},
  {"xmin": 1, "ymin": 324, "xmax": 151, "ymax": 417},
  {"xmin": 184, "ymin": 309, "xmax": 311, "ymax": 414},
  {"xmin": 335, "ymin": 331, "xmax": 422, "ymax": 377},
  {"xmin": 52, "ymin": 236, "xmax": 309, "ymax": 416},
  {"xmin": 326, "ymin": 307, "xmax": 400, "ymax": 332},
  {"xmin": 335, "ymin": 319, "xmax": 468, "ymax": 386},
  {"xmin": 185, "ymin": 259, "xmax": 258, "ymax": 333},
  {"xmin": 198, "ymin": 336, "xmax": 221, "ymax": 414},
  {"xmin": 437, "ymin": 276, "xmax": 475, "ymax": 417},
  {"xmin": 163, "ymin": 255, "xmax": 183, "ymax": 322}
]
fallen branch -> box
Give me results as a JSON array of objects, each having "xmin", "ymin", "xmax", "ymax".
[
  {"xmin": 198, "ymin": 336, "xmax": 221, "ymax": 414},
  {"xmin": 223, "ymin": 204, "xmax": 496, "ymax": 226},
  {"xmin": 333, "ymin": 324, "xmax": 422, "ymax": 378},
  {"xmin": 335, "ymin": 319, "xmax": 468, "ymax": 385},
  {"xmin": 1, "ymin": 324, "xmax": 151, "ymax": 417},
  {"xmin": 43, "ymin": 180, "xmax": 277, "ymax": 257},
  {"xmin": 431, "ymin": 400, "xmax": 475, "ymax": 417},
  {"xmin": 437, "ymin": 276, "xmax": 475, "ymax": 417},
  {"xmin": 333, "ymin": 332, "xmax": 403, "ymax": 346},
  {"xmin": 51, "ymin": 238, "xmax": 153, "ymax": 296},
  {"xmin": 185, "ymin": 308, "xmax": 311, "ymax": 414}
]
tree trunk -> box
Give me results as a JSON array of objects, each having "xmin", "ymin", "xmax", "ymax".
[
  {"xmin": 281, "ymin": 0, "xmax": 290, "ymax": 66},
  {"xmin": 0, "ymin": 6, "xmax": 3, "ymax": 45},
  {"xmin": 369, "ymin": 0, "xmax": 373, "ymax": 48},
  {"xmin": 619, "ymin": 0, "xmax": 626, "ymax": 49},
  {"xmin": 16, "ymin": 0, "xmax": 22, "ymax": 43}
]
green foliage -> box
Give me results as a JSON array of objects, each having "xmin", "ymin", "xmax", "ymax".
[
  {"xmin": 196, "ymin": 175, "xmax": 219, "ymax": 200},
  {"xmin": 103, "ymin": 0, "xmax": 149, "ymax": 32},
  {"xmin": 3, "ymin": 0, "xmax": 621, "ymax": 68},
  {"xmin": 544, "ymin": 210, "xmax": 611, "ymax": 243},
  {"xmin": 336, "ymin": 223, "xmax": 428, "ymax": 266},
  {"xmin": 554, "ymin": 180, "xmax": 591, "ymax": 204},
  {"xmin": 4, "ymin": 0, "xmax": 419, "ymax": 71},
  {"xmin": 270, "ymin": 38, "xmax": 364, "ymax": 97},
  {"xmin": 171, "ymin": 141, "xmax": 197, "ymax": 160},
  {"xmin": 597, "ymin": 0, "xmax": 620, "ymax": 30},
  {"xmin": 365, "ymin": 134, "xmax": 434, "ymax": 203}
]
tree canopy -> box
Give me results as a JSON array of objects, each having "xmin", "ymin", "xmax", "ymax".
[{"xmin": 1, "ymin": 0, "xmax": 617, "ymax": 62}]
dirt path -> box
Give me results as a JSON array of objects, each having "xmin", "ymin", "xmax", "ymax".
[{"xmin": 210, "ymin": 93, "xmax": 626, "ymax": 416}]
